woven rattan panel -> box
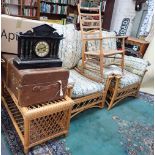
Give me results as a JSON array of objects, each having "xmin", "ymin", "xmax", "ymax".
[
  {"xmin": 29, "ymin": 110, "xmax": 69, "ymax": 144},
  {"xmin": 73, "ymin": 96, "xmax": 102, "ymax": 111}
]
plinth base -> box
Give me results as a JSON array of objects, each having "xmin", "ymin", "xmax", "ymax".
[{"xmin": 13, "ymin": 57, "xmax": 62, "ymax": 69}]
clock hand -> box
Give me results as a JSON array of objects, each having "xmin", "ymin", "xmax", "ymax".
[{"xmin": 39, "ymin": 47, "xmax": 46, "ymax": 51}]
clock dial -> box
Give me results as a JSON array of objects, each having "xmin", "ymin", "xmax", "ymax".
[{"xmin": 35, "ymin": 41, "xmax": 49, "ymax": 57}]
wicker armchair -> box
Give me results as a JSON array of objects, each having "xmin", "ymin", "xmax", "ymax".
[
  {"xmin": 67, "ymin": 69, "xmax": 113, "ymax": 118},
  {"xmin": 105, "ymin": 55, "xmax": 150, "ymax": 110},
  {"xmin": 74, "ymin": 54, "xmax": 150, "ymax": 111}
]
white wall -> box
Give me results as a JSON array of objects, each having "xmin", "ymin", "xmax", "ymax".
[
  {"xmin": 110, "ymin": 0, "xmax": 136, "ymax": 35},
  {"xmin": 140, "ymin": 36, "xmax": 154, "ymax": 94}
]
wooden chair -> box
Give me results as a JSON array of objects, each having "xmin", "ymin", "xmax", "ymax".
[{"xmin": 78, "ymin": 0, "xmax": 127, "ymax": 82}]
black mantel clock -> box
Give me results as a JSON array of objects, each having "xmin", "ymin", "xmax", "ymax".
[{"xmin": 13, "ymin": 24, "xmax": 63, "ymax": 69}]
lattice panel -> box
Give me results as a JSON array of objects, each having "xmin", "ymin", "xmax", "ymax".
[
  {"xmin": 106, "ymin": 83, "xmax": 139, "ymax": 109},
  {"xmin": 30, "ymin": 110, "xmax": 69, "ymax": 144},
  {"xmin": 72, "ymin": 96, "xmax": 103, "ymax": 111}
]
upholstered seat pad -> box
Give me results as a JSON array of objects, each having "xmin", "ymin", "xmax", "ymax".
[
  {"xmin": 110, "ymin": 66, "xmax": 142, "ymax": 88},
  {"xmin": 76, "ymin": 59, "xmax": 142, "ymax": 89},
  {"xmin": 69, "ymin": 70, "xmax": 105, "ymax": 98}
]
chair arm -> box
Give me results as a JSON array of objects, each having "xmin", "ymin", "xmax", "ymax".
[
  {"xmin": 102, "ymin": 35, "xmax": 128, "ymax": 39},
  {"xmin": 67, "ymin": 85, "xmax": 74, "ymax": 98},
  {"xmin": 83, "ymin": 37, "xmax": 103, "ymax": 41},
  {"xmin": 83, "ymin": 35, "xmax": 128, "ymax": 40}
]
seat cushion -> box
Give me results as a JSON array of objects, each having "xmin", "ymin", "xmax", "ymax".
[
  {"xmin": 77, "ymin": 59, "xmax": 123, "ymax": 82},
  {"xmin": 76, "ymin": 60, "xmax": 142, "ymax": 89},
  {"xmin": 69, "ymin": 70, "xmax": 105, "ymax": 98},
  {"xmin": 119, "ymin": 71, "xmax": 141, "ymax": 88},
  {"xmin": 110, "ymin": 65, "xmax": 142, "ymax": 88}
]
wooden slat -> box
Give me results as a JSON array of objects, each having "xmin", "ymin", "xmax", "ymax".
[
  {"xmin": 81, "ymin": 13, "xmax": 100, "ymax": 16},
  {"xmin": 83, "ymin": 37, "xmax": 103, "ymax": 40},
  {"xmin": 2, "ymin": 96, "xmax": 25, "ymax": 144},
  {"xmin": 83, "ymin": 25, "xmax": 100, "ymax": 29},
  {"xmin": 104, "ymin": 50, "xmax": 124, "ymax": 56},
  {"xmin": 82, "ymin": 19, "xmax": 100, "ymax": 23},
  {"xmin": 85, "ymin": 51, "xmax": 100, "ymax": 56},
  {"xmin": 80, "ymin": 6, "xmax": 100, "ymax": 11}
]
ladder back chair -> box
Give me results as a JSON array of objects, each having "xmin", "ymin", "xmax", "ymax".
[{"xmin": 78, "ymin": 0, "xmax": 127, "ymax": 82}]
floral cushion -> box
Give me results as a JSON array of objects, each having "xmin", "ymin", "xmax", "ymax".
[
  {"xmin": 77, "ymin": 59, "xmax": 122, "ymax": 82},
  {"xmin": 109, "ymin": 66, "xmax": 142, "ymax": 88},
  {"xmin": 77, "ymin": 60, "xmax": 142, "ymax": 88},
  {"xmin": 87, "ymin": 31, "xmax": 117, "ymax": 52},
  {"xmin": 113, "ymin": 54, "xmax": 150, "ymax": 76},
  {"xmin": 69, "ymin": 70, "xmax": 105, "ymax": 98},
  {"xmin": 53, "ymin": 24, "xmax": 82, "ymax": 69}
]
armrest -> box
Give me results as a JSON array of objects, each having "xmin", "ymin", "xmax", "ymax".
[
  {"xmin": 67, "ymin": 77, "xmax": 75, "ymax": 98},
  {"xmin": 83, "ymin": 35, "xmax": 128, "ymax": 40},
  {"xmin": 114, "ymin": 54, "xmax": 150, "ymax": 76},
  {"xmin": 102, "ymin": 35, "xmax": 128, "ymax": 39},
  {"xmin": 83, "ymin": 37, "xmax": 103, "ymax": 41}
]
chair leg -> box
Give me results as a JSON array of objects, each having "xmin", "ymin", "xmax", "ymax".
[
  {"xmin": 82, "ymin": 40, "xmax": 86, "ymax": 70},
  {"xmin": 99, "ymin": 57, "xmax": 104, "ymax": 79},
  {"xmin": 108, "ymin": 76, "xmax": 121, "ymax": 110},
  {"xmin": 121, "ymin": 53, "xmax": 125, "ymax": 74}
]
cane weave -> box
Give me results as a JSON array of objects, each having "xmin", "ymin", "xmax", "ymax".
[{"xmin": 2, "ymin": 85, "xmax": 73, "ymax": 154}]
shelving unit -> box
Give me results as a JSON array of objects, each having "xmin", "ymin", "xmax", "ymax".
[
  {"xmin": 1, "ymin": 0, "xmax": 40, "ymax": 19},
  {"xmin": 40, "ymin": 0, "xmax": 78, "ymax": 24},
  {"xmin": 1, "ymin": 0, "xmax": 115, "ymax": 30}
]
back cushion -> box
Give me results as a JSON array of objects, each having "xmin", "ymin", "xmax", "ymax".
[
  {"xmin": 54, "ymin": 24, "xmax": 82, "ymax": 69},
  {"xmin": 87, "ymin": 31, "xmax": 117, "ymax": 51}
]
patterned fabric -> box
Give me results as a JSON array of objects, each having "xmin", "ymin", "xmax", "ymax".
[
  {"xmin": 113, "ymin": 54, "xmax": 150, "ymax": 76},
  {"xmin": 69, "ymin": 70, "xmax": 105, "ymax": 98},
  {"xmin": 138, "ymin": 0, "xmax": 154, "ymax": 37},
  {"xmin": 113, "ymin": 66, "xmax": 142, "ymax": 88},
  {"xmin": 77, "ymin": 60, "xmax": 142, "ymax": 88},
  {"xmin": 87, "ymin": 31, "xmax": 117, "ymax": 52},
  {"xmin": 77, "ymin": 59, "xmax": 122, "ymax": 82},
  {"xmin": 53, "ymin": 24, "xmax": 82, "ymax": 69}
]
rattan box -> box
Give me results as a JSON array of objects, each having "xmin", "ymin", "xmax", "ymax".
[{"xmin": 2, "ymin": 85, "xmax": 73, "ymax": 154}]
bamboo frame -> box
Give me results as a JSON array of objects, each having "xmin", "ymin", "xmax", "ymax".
[
  {"xmin": 2, "ymin": 84, "xmax": 73, "ymax": 154},
  {"xmin": 106, "ymin": 70, "xmax": 147, "ymax": 110}
]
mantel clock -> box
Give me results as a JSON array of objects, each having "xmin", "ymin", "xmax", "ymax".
[{"xmin": 13, "ymin": 24, "xmax": 63, "ymax": 69}]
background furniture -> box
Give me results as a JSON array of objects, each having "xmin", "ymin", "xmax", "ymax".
[
  {"xmin": 1, "ymin": 0, "xmax": 40, "ymax": 19},
  {"xmin": 125, "ymin": 36, "xmax": 149, "ymax": 58},
  {"xmin": 1, "ymin": 0, "xmax": 115, "ymax": 29},
  {"xmin": 2, "ymin": 83, "xmax": 73, "ymax": 154}
]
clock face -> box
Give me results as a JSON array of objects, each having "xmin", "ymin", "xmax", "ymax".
[{"xmin": 35, "ymin": 41, "xmax": 49, "ymax": 57}]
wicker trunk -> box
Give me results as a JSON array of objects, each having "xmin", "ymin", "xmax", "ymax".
[{"xmin": 2, "ymin": 84, "xmax": 73, "ymax": 154}]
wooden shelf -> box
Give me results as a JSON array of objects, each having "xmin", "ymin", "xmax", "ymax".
[
  {"xmin": 40, "ymin": 0, "xmax": 68, "ymax": 6},
  {"xmin": 3, "ymin": 3, "xmax": 21, "ymax": 6},
  {"xmin": 1, "ymin": 0, "xmax": 40, "ymax": 20},
  {"xmin": 23, "ymin": 5, "xmax": 38, "ymax": 8}
]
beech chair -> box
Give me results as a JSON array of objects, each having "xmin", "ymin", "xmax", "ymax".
[{"xmin": 78, "ymin": 0, "xmax": 127, "ymax": 82}]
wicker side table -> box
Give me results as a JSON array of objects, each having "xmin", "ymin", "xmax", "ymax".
[{"xmin": 2, "ymin": 85, "xmax": 73, "ymax": 154}]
